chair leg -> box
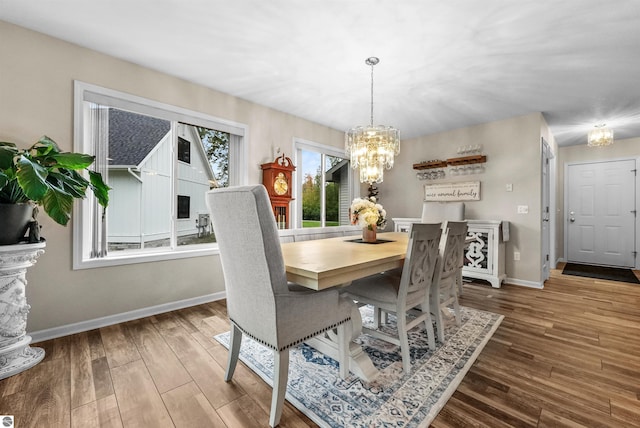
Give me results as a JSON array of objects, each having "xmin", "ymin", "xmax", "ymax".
[
  {"xmin": 225, "ymin": 324, "xmax": 242, "ymax": 382},
  {"xmin": 420, "ymin": 300, "xmax": 436, "ymax": 350},
  {"xmin": 270, "ymin": 349, "xmax": 290, "ymax": 427},
  {"xmin": 337, "ymin": 321, "xmax": 350, "ymax": 379},
  {"xmin": 373, "ymin": 306, "xmax": 385, "ymax": 328},
  {"xmin": 397, "ymin": 314, "xmax": 411, "ymax": 373},
  {"xmin": 452, "ymin": 289, "xmax": 462, "ymax": 326},
  {"xmin": 430, "ymin": 290, "xmax": 445, "ymax": 343}
]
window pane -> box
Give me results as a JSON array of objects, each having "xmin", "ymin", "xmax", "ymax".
[
  {"xmin": 105, "ymin": 107, "xmax": 172, "ymax": 251},
  {"xmin": 301, "ymin": 150, "xmax": 321, "ymax": 228},
  {"xmin": 197, "ymin": 127, "xmax": 229, "ymax": 188},
  {"xmin": 177, "ymin": 137, "xmax": 191, "ymax": 163},
  {"xmin": 300, "ymin": 148, "xmax": 351, "ymax": 228},
  {"xmin": 177, "ymin": 195, "xmax": 190, "ymax": 219},
  {"xmin": 175, "ymin": 124, "xmax": 228, "ymax": 245},
  {"xmin": 324, "ymin": 155, "xmax": 348, "ymax": 227}
]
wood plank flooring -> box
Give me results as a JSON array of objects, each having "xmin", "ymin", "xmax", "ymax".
[{"xmin": 1, "ymin": 266, "xmax": 639, "ymax": 427}]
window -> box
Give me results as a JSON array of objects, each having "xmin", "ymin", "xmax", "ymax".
[
  {"xmin": 73, "ymin": 81, "xmax": 247, "ymax": 269},
  {"xmin": 177, "ymin": 137, "xmax": 191, "ymax": 163},
  {"xmin": 177, "ymin": 195, "xmax": 190, "ymax": 219},
  {"xmin": 294, "ymin": 139, "xmax": 357, "ymax": 228}
]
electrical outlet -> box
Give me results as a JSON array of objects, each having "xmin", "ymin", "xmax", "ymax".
[
  {"xmin": 517, "ymin": 205, "xmax": 529, "ymax": 214},
  {"xmin": 514, "ymin": 251, "xmax": 521, "ymax": 261},
  {"xmin": 506, "ymin": 183, "xmax": 513, "ymax": 192}
]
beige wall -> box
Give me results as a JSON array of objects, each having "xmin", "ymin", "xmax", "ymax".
[
  {"xmin": 378, "ymin": 113, "xmax": 548, "ymax": 285},
  {"xmin": 0, "ymin": 21, "xmax": 345, "ymax": 333},
  {"xmin": 556, "ymin": 137, "xmax": 640, "ymax": 265}
]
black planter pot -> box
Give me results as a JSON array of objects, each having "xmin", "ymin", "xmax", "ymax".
[{"xmin": 0, "ymin": 203, "xmax": 34, "ymax": 245}]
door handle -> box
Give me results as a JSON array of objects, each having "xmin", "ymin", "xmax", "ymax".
[{"xmin": 569, "ymin": 218, "xmax": 575, "ymax": 222}]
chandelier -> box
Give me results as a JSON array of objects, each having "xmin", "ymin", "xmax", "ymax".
[
  {"xmin": 587, "ymin": 124, "xmax": 614, "ymax": 147},
  {"xmin": 345, "ymin": 57, "xmax": 400, "ymax": 184}
]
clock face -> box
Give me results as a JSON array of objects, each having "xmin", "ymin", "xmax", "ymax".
[{"xmin": 274, "ymin": 172, "xmax": 288, "ymax": 195}]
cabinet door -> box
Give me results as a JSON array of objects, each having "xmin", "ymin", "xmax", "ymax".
[
  {"xmin": 273, "ymin": 203, "xmax": 289, "ymax": 229},
  {"xmin": 464, "ymin": 228, "xmax": 494, "ymax": 274},
  {"xmin": 395, "ymin": 222, "xmax": 412, "ymax": 233}
]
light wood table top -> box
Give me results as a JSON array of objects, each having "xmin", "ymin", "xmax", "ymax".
[{"xmin": 281, "ymin": 232, "xmax": 409, "ymax": 290}]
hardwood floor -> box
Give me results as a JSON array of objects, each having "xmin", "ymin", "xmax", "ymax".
[{"xmin": 1, "ymin": 267, "xmax": 639, "ymax": 427}]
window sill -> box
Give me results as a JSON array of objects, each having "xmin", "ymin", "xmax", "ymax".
[{"xmin": 73, "ymin": 244, "xmax": 219, "ymax": 270}]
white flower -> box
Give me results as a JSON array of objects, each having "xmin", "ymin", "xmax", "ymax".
[{"xmin": 350, "ymin": 197, "xmax": 387, "ymax": 230}]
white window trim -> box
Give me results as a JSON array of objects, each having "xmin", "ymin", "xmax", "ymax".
[
  {"xmin": 72, "ymin": 81, "xmax": 248, "ymax": 269},
  {"xmin": 292, "ymin": 137, "xmax": 360, "ymax": 229}
]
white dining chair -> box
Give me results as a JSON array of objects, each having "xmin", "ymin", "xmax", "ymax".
[
  {"xmin": 420, "ymin": 201, "xmax": 467, "ymax": 297},
  {"xmin": 421, "ymin": 201, "xmax": 465, "ymax": 223},
  {"xmin": 431, "ymin": 221, "xmax": 468, "ymax": 342},
  {"xmin": 342, "ymin": 223, "xmax": 442, "ymax": 373},
  {"xmin": 206, "ymin": 185, "xmax": 353, "ymax": 427}
]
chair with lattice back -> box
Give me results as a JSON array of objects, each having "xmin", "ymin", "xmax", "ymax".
[
  {"xmin": 342, "ymin": 222, "xmax": 442, "ymax": 373},
  {"xmin": 430, "ymin": 221, "xmax": 468, "ymax": 342}
]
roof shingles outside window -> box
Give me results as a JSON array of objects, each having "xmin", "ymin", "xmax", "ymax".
[{"xmin": 107, "ymin": 108, "xmax": 171, "ymax": 167}]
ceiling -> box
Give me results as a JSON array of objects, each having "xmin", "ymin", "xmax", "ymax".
[{"xmin": 2, "ymin": 0, "xmax": 640, "ymax": 147}]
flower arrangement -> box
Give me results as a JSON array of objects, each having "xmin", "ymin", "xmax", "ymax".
[{"xmin": 350, "ymin": 197, "xmax": 387, "ymax": 231}]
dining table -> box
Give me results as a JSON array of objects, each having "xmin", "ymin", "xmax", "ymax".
[{"xmin": 280, "ymin": 231, "xmax": 409, "ymax": 381}]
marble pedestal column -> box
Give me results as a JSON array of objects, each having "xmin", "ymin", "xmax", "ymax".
[{"xmin": 0, "ymin": 241, "xmax": 46, "ymax": 380}]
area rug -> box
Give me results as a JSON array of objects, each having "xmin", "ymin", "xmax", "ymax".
[
  {"xmin": 215, "ymin": 305, "xmax": 503, "ymax": 427},
  {"xmin": 562, "ymin": 262, "xmax": 640, "ymax": 284}
]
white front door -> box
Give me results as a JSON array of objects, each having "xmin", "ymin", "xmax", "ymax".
[{"xmin": 566, "ymin": 159, "xmax": 636, "ymax": 267}]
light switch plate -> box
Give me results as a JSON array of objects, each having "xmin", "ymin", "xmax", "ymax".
[{"xmin": 517, "ymin": 205, "xmax": 529, "ymax": 214}]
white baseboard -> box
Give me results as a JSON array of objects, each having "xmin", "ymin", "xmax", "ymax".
[
  {"xmin": 505, "ymin": 277, "xmax": 544, "ymax": 289},
  {"xmin": 30, "ymin": 291, "xmax": 227, "ymax": 343}
]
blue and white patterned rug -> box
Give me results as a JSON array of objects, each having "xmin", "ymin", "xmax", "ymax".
[{"xmin": 215, "ymin": 305, "xmax": 503, "ymax": 427}]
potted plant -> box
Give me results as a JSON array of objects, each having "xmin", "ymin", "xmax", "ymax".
[{"xmin": 0, "ymin": 135, "xmax": 110, "ymax": 245}]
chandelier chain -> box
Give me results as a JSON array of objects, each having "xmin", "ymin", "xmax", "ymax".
[{"xmin": 370, "ymin": 60, "xmax": 374, "ymax": 126}]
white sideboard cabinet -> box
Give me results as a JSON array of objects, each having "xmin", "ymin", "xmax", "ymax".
[{"xmin": 393, "ymin": 218, "xmax": 508, "ymax": 288}]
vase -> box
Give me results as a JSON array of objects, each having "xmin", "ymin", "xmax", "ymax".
[
  {"xmin": 0, "ymin": 203, "xmax": 34, "ymax": 245},
  {"xmin": 362, "ymin": 227, "xmax": 377, "ymax": 243}
]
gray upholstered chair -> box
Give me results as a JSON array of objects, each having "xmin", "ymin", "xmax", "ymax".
[
  {"xmin": 206, "ymin": 185, "xmax": 352, "ymax": 427},
  {"xmin": 342, "ymin": 223, "xmax": 442, "ymax": 373},
  {"xmin": 430, "ymin": 221, "xmax": 468, "ymax": 342}
]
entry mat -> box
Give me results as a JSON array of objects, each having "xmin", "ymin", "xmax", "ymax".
[{"xmin": 562, "ymin": 262, "xmax": 640, "ymax": 284}]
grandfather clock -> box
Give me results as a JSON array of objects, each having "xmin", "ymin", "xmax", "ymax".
[{"xmin": 261, "ymin": 154, "xmax": 296, "ymax": 229}]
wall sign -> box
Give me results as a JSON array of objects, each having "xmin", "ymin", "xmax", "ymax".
[{"xmin": 424, "ymin": 181, "xmax": 480, "ymax": 201}]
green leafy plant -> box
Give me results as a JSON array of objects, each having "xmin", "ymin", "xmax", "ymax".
[{"xmin": 0, "ymin": 135, "xmax": 110, "ymax": 226}]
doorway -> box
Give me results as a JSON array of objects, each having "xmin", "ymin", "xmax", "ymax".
[{"xmin": 565, "ymin": 159, "xmax": 636, "ymax": 267}]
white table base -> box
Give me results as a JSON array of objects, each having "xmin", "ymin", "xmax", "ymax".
[{"xmin": 306, "ymin": 304, "xmax": 379, "ymax": 382}]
